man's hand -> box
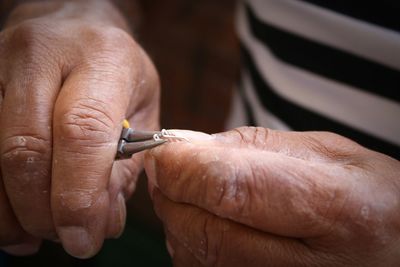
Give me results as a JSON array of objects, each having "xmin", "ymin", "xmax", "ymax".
[
  {"xmin": 0, "ymin": 0, "xmax": 159, "ymax": 258},
  {"xmin": 145, "ymin": 128, "xmax": 400, "ymax": 266}
]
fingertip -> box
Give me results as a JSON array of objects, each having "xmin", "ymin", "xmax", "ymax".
[
  {"xmin": 115, "ymin": 194, "xmax": 127, "ymax": 238},
  {"xmin": 58, "ymin": 226, "xmax": 98, "ymax": 259},
  {"xmin": 1, "ymin": 238, "xmax": 42, "ymax": 256},
  {"xmin": 106, "ymin": 193, "xmax": 126, "ymax": 239},
  {"xmin": 143, "ymin": 129, "xmax": 214, "ymax": 183}
]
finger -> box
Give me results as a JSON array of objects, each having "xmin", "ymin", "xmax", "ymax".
[
  {"xmin": 105, "ymin": 53, "xmax": 160, "ymax": 238},
  {"xmin": 145, "ymin": 130, "xmax": 351, "ymax": 238},
  {"xmin": 172, "ymin": 245, "xmax": 203, "ymax": 267},
  {"xmin": 165, "ymin": 231, "xmax": 204, "ymax": 267},
  {"xmin": 153, "ymin": 189, "xmax": 318, "ymax": 267},
  {"xmin": 105, "ymin": 161, "xmax": 128, "ymax": 239},
  {"xmin": 0, "ymin": 41, "xmax": 34, "ymax": 246},
  {"xmin": 52, "ymin": 35, "xmax": 146, "ymax": 258},
  {"xmin": 214, "ymin": 127, "xmax": 366, "ymax": 162},
  {"xmin": 0, "ymin": 51, "xmax": 61, "ymax": 238},
  {"xmin": 0, "ymin": 173, "xmax": 30, "ymax": 246},
  {"xmin": 150, "ymin": 127, "xmax": 365, "ymax": 162},
  {"xmin": 105, "ymin": 152, "xmax": 143, "ymax": 238},
  {"xmin": 0, "ymin": 236, "xmax": 41, "ymax": 256}
]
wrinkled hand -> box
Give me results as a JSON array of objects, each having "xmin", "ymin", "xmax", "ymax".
[
  {"xmin": 145, "ymin": 128, "xmax": 400, "ymax": 267},
  {"xmin": 0, "ymin": 1, "xmax": 159, "ymax": 258}
]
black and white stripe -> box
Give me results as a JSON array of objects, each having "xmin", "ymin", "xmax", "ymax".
[{"xmin": 227, "ymin": 0, "xmax": 400, "ymax": 159}]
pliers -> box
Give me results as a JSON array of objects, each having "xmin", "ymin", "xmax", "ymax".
[{"xmin": 115, "ymin": 120, "xmax": 167, "ymax": 159}]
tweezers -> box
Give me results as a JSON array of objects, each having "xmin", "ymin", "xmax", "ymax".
[{"xmin": 115, "ymin": 121, "xmax": 167, "ymax": 160}]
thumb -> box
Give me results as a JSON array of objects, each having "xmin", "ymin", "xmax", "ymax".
[{"xmin": 144, "ymin": 127, "xmax": 351, "ymax": 238}]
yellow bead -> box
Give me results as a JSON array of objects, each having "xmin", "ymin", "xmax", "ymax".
[{"xmin": 122, "ymin": 119, "xmax": 130, "ymax": 129}]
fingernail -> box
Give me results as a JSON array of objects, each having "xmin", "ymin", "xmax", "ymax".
[
  {"xmin": 58, "ymin": 226, "xmax": 94, "ymax": 259},
  {"xmin": 166, "ymin": 239, "xmax": 175, "ymax": 257},
  {"xmin": 115, "ymin": 193, "xmax": 126, "ymax": 238}
]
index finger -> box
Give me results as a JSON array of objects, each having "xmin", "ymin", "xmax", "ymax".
[{"xmin": 145, "ymin": 129, "xmax": 352, "ymax": 238}]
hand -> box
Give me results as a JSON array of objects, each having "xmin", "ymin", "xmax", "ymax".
[
  {"xmin": 0, "ymin": 1, "xmax": 159, "ymax": 258},
  {"xmin": 145, "ymin": 128, "xmax": 400, "ymax": 266}
]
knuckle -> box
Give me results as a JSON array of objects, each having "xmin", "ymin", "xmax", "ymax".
[
  {"xmin": 10, "ymin": 21, "xmax": 40, "ymax": 41},
  {"xmin": 232, "ymin": 126, "xmax": 270, "ymax": 146},
  {"xmin": 81, "ymin": 26, "xmax": 137, "ymax": 59},
  {"xmin": 204, "ymin": 157, "xmax": 249, "ymax": 217},
  {"xmin": 57, "ymin": 99, "xmax": 116, "ymax": 145},
  {"xmin": 302, "ymin": 132, "xmax": 364, "ymax": 160},
  {"xmin": 301, "ymin": 134, "xmax": 350, "ymax": 161},
  {"xmin": 1, "ymin": 134, "xmax": 49, "ymax": 168},
  {"xmin": 102, "ymin": 27, "xmax": 136, "ymax": 48},
  {"xmin": 4, "ymin": 22, "xmax": 57, "ymax": 71},
  {"xmin": 76, "ymin": 27, "xmax": 140, "ymax": 85},
  {"xmin": 9, "ymin": 21, "xmax": 51, "ymax": 54}
]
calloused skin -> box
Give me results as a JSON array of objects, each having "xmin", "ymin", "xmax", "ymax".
[
  {"xmin": 145, "ymin": 128, "xmax": 400, "ymax": 267},
  {"xmin": 0, "ymin": 0, "xmax": 160, "ymax": 259}
]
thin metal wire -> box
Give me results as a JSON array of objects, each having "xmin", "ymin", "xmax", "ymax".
[{"xmin": 157, "ymin": 129, "xmax": 188, "ymax": 141}]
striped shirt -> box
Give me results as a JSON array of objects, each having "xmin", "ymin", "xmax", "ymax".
[{"xmin": 227, "ymin": 0, "xmax": 400, "ymax": 159}]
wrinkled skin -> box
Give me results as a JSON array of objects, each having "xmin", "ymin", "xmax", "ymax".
[
  {"xmin": 145, "ymin": 128, "xmax": 400, "ymax": 267},
  {"xmin": 0, "ymin": 1, "xmax": 159, "ymax": 258}
]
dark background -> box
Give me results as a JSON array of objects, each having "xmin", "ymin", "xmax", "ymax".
[{"xmin": 0, "ymin": 0, "xmax": 239, "ymax": 266}]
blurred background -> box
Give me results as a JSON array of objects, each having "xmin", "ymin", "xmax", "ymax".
[{"xmin": 0, "ymin": 0, "xmax": 239, "ymax": 266}]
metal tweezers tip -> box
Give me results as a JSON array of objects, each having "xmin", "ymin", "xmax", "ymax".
[{"xmin": 121, "ymin": 138, "xmax": 167, "ymax": 156}]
